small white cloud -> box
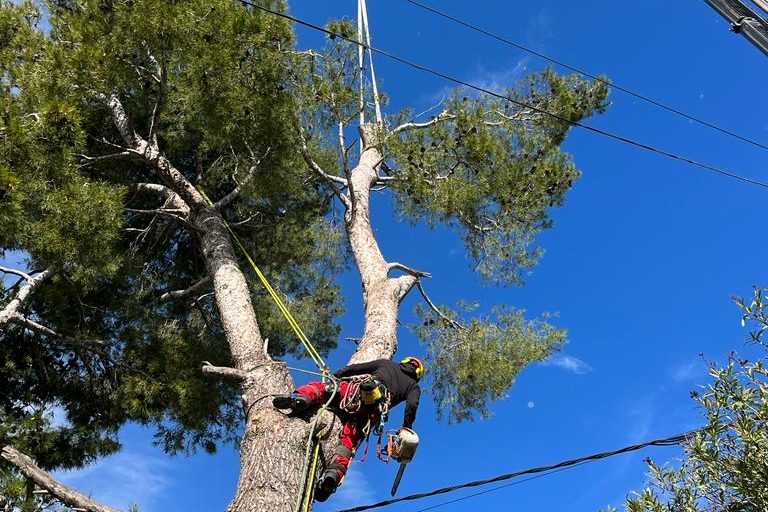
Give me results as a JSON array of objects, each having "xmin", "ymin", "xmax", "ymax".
[
  {"xmin": 543, "ymin": 354, "xmax": 593, "ymax": 375},
  {"xmin": 527, "ymin": 401, "xmax": 535, "ymax": 409},
  {"xmin": 627, "ymin": 395, "xmax": 656, "ymax": 443},
  {"xmin": 526, "ymin": 9, "xmax": 554, "ymax": 50},
  {"xmin": 58, "ymin": 451, "xmax": 170, "ymax": 512},
  {"xmin": 670, "ymin": 359, "xmax": 703, "ymax": 383},
  {"xmin": 474, "ymin": 57, "xmax": 531, "ymax": 93}
]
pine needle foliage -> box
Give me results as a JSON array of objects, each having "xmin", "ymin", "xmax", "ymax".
[{"xmin": 0, "ymin": 0, "xmax": 343, "ymax": 465}]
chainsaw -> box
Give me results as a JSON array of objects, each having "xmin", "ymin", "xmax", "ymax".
[{"xmin": 385, "ymin": 428, "xmax": 419, "ymax": 496}]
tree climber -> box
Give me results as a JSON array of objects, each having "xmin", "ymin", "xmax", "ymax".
[{"xmin": 272, "ymin": 356, "xmax": 424, "ymax": 501}]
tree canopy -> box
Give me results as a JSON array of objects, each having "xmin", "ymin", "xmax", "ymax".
[{"xmin": 0, "ymin": 0, "xmax": 610, "ymax": 509}]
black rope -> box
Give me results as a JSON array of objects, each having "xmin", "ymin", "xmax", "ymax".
[
  {"xmin": 333, "ymin": 428, "xmax": 701, "ymax": 512},
  {"xmin": 398, "ymin": 0, "xmax": 768, "ymax": 153},
  {"xmin": 237, "ymin": 1, "xmax": 768, "ymax": 190}
]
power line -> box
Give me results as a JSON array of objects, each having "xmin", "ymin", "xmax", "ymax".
[
  {"xmin": 408, "ymin": 461, "xmax": 592, "ymax": 512},
  {"xmin": 239, "ymin": 1, "xmax": 768, "ymax": 189},
  {"xmin": 398, "ymin": 0, "xmax": 768, "ymax": 152},
  {"xmin": 333, "ymin": 429, "xmax": 700, "ymax": 512}
]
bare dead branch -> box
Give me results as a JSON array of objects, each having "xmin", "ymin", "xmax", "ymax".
[
  {"xmin": 125, "ymin": 207, "xmax": 199, "ymax": 232},
  {"xmin": 202, "ymin": 361, "xmax": 248, "ymax": 381},
  {"xmin": 390, "ymin": 110, "xmax": 455, "ymax": 135},
  {"xmin": 1, "ymin": 446, "xmax": 122, "ymax": 512},
  {"xmin": 215, "ymin": 147, "xmax": 271, "ymax": 209},
  {"xmin": 294, "ymin": 120, "xmax": 352, "ymax": 210},
  {"xmin": 388, "ymin": 262, "xmax": 432, "ymax": 278},
  {"xmin": 158, "ymin": 277, "xmax": 212, "ymax": 303},
  {"xmin": 229, "ymin": 213, "xmax": 262, "ymax": 227},
  {"xmin": 0, "ymin": 266, "xmax": 30, "ymax": 282},
  {"xmin": 148, "ymin": 59, "xmax": 167, "ymax": 143},
  {"xmin": 10, "ymin": 314, "xmax": 108, "ymax": 349},
  {"xmin": 416, "ymin": 281, "xmax": 466, "ymax": 330},
  {"xmin": 76, "ymin": 151, "xmax": 133, "ymax": 168},
  {"xmin": 407, "ymin": 96, "xmax": 446, "ymax": 125},
  {"xmin": 0, "ymin": 268, "xmax": 55, "ymax": 328}
]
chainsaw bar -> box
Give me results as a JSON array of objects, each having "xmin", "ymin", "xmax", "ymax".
[{"xmin": 390, "ymin": 463, "xmax": 407, "ymax": 496}]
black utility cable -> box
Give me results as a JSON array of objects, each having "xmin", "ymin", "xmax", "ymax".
[
  {"xmin": 333, "ymin": 429, "xmax": 700, "ymax": 512},
  {"xmin": 408, "ymin": 462, "xmax": 593, "ymax": 512},
  {"xmin": 399, "ymin": 0, "xmax": 768, "ymax": 153},
  {"xmin": 238, "ymin": 1, "xmax": 768, "ymax": 189}
]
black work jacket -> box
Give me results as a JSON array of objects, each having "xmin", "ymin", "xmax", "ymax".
[{"xmin": 334, "ymin": 359, "xmax": 421, "ymax": 429}]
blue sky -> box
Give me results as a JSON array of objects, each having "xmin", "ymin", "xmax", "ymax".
[{"xmin": 5, "ymin": 0, "xmax": 768, "ymax": 511}]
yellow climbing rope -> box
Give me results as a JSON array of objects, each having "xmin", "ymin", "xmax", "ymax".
[
  {"xmin": 198, "ymin": 188, "xmax": 334, "ymax": 512},
  {"xmin": 197, "ymin": 188, "xmax": 328, "ymax": 371}
]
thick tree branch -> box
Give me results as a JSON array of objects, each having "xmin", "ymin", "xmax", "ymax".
[
  {"xmin": 133, "ymin": 182, "xmax": 176, "ymax": 200},
  {"xmin": 202, "ymin": 361, "xmax": 248, "ymax": 381},
  {"xmin": 0, "ymin": 268, "xmax": 55, "ymax": 328},
  {"xmin": 1, "ymin": 446, "xmax": 122, "ymax": 512},
  {"xmin": 158, "ymin": 277, "xmax": 212, "ymax": 303},
  {"xmin": 392, "ymin": 275, "xmax": 419, "ymax": 304},
  {"xmin": 0, "ymin": 266, "xmax": 30, "ymax": 282},
  {"xmin": 103, "ymin": 95, "xmax": 204, "ymax": 209},
  {"xmin": 105, "ymin": 93, "xmax": 138, "ymax": 147}
]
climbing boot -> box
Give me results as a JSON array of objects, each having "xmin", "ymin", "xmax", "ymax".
[
  {"xmin": 271, "ymin": 393, "xmax": 312, "ymax": 414},
  {"xmin": 314, "ymin": 468, "xmax": 340, "ymax": 502}
]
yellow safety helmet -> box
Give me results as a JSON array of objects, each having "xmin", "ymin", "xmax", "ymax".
[{"xmin": 400, "ymin": 356, "xmax": 425, "ymax": 380}]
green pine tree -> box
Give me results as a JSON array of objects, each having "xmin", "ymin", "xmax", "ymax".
[{"xmin": 0, "ymin": 1, "xmax": 609, "ymax": 510}]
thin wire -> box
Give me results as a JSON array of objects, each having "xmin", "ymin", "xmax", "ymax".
[
  {"xmin": 333, "ymin": 428, "xmax": 699, "ymax": 512},
  {"xmin": 398, "ymin": 0, "xmax": 768, "ymax": 153},
  {"xmin": 409, "ymin": 461, "xmax": 592, "ymax": 512},
  {"xmin": 239, "ymin": 1, "xmax": 768, "ymax": 189}
]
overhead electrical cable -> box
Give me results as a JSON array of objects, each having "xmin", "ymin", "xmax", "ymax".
[
  {"xmin": 333, "ymin": 428, "xmax": 701, "ymax": 512},
  {"xmin": 398, "ymin": 0, "xmax": 768, "ymax": 152},
  {"xmin": 408, "ymin": 462, "xmax": 593, "ymax": 512},
  {"xmin": 238, "ymin": 1, "xmax": 768, "ymax": 189}
]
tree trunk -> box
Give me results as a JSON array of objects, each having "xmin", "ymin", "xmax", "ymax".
[
  {"xmin": 194, "ymin": 206, "xmax": 315, "ymax": 512},
  {"xmin": 109, "ymin": 94, "xmax": 412, "ymax": 511},
  {"xmin": 347, "ymin": 125, "xmax": 417, "ymax": 364},
  {"xmin": 227, "ymin": 125, "xmax": 419, "ymax": 511}
]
